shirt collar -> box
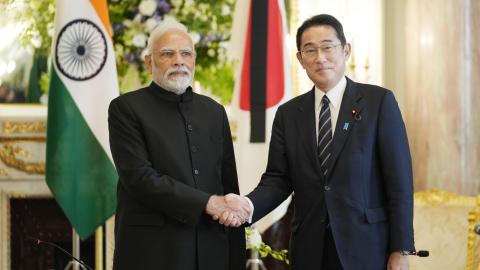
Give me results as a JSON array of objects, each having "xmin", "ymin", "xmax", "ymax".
[{"xmin": 315, "ymin": 76, "xmax": 347, "ymax": 110}]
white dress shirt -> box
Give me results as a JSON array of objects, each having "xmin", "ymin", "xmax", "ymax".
[{"xmin": 315, "ymin": 76, "xmax": 347, "ymax": 139}]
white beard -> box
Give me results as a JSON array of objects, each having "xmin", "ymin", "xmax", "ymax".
[{"xmin": 153, "ymin": 64, "xmax": 194, "ymax": 95}]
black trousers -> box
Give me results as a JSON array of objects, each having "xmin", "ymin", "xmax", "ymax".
[{"xmin": 321, "ymin": 226, "xmax": 343, "ymax": 270}]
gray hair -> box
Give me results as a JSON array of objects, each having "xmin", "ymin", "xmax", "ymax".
[{"xmin": 146, "ymin": 17, "xmax": 192, "ymax": 54}]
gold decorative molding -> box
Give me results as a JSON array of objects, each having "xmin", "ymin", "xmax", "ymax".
[
  {"xmin": 411, "ymin": 189, "xmax": 478, "ymax": 270},
  {"xmin": 466, "ymin": 196, "xmax": 480, "ymax": 270},
  {"xmin": 414, "ymin": 189, "xmax": 477, "ymax": 206},
  {"xmin": 0, "ymin": 143, "xmax": 45, "ymax": 175},
  {"xmin": 230, "ymin": 121, "xmax": 237, "ymax": 142},
  {"xmin": 0, "ymin": 137, "xmax": 46, "ymax": 142},
  {"xmin": 2, "ymin": 121, "xmax": 46, "ymax": 135}
]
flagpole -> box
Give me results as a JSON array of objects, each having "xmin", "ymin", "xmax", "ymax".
[
  {"xmin": 73, "ymin": 229, "xmax": 80, "ymax": 270},
  {"xmin": 246, "ymin": 250, "xmax": 266, "ymax": 270},
  {"xmin": 64, "ymin": 228, "xmax": 85, "ymax": 270},
  {"xmin": 95, "ymin": 226, "xmax": 104, "ymax": 270}
]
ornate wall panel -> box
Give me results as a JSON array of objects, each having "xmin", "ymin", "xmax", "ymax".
[
  {"xmin": 0, "ymin": 105, "xmax": 49, "ymax": 269},
  {"xmin": 468, "ymin": 0, "xmax": 480, "ymax": 195},
  {"xmin": 385, "ymin": 0, "xmax": 480, "ymax": 194},
  {"xmin": 409, "ymin": 190, "xmax": 478, "ymax": 270},
  {"xmin": 0, "ymin": 105, "xmax": 46, "ymax": 180}
]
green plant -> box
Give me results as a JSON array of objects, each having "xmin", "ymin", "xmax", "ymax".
[
  {"xmin": 18, "ymin": 0, "xmax": 236, "ymax": 104},
  {"xmin": 245, "ymin": 227, "xmax": 289, "ymax": 265}
]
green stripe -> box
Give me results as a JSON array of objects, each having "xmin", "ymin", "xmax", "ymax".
[{"xmin": 46, "ymin": 68, "xmax": 118, "ymax": 240}]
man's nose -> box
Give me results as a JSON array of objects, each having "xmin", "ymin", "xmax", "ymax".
[
  {"xmin": 172, "ymin": 52, "xmax": 186, "ymax": 65},
  {"xmin": 314, "ymin": 50, "xmax": 328, "ymax": 62}
]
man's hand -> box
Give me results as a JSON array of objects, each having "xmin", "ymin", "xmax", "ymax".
[
  {"xmin": 387, "ymin": 252, "xmax": 409, "ymax": 270},
  {"xmin": 206, "ymin": 194, "xmax": 250, "ymax": 227},
  {"xmin": 219, "ymin": 194, "xmax": 252, "ymax": 226},
  {"xmin": 206, "ymin": 195, "xmax": 228, "ymax": 220},
  {"xmin": 205, "ymin": 194, "xmax": 252, "ymax": 227}
]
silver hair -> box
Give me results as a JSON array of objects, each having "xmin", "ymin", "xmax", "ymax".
[{"xmin": 146, "ymin": 17, "xmax": 192, "ymax": 54}]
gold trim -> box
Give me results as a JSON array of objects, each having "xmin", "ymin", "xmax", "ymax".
[
  {"xmin": 0, "ymin": 137, "xmax": 46, "ymax": 142},
  {"xmin": 466, "ymin": 196, "xmax": 480, "ymax": 270},
  {"xmin": 2, "ymin": 121, "xmax": 46, "ymax": 135},
  {"xmin": 0, "ymin": 143, "xmax": 45, "ymax": 174},
  {"xmin": 230, "ymin": 121, "xmax": 237, "ymax": 142},
  {"xmin": 414, "ymin": 189, "xmax": 477, "ymax": 206},
  {"xmin": 414, "ymin": 189, "xmax": 478, "ymax": 270}
]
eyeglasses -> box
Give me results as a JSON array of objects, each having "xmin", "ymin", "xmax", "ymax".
[
  {"xmin": 300, "ymin": 43, "xmax": 342, "ymax": 59},
  {"xmin": 153, "ymin": 49, "xmax": 196, "ymax": 62}
]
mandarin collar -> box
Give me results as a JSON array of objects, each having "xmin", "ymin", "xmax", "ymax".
[{"xmin": 148, "ymin": 81, "xmax": 193, "ymax": 102}]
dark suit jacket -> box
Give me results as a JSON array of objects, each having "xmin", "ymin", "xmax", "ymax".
[
  {"xmin": 108, "ymin": 83, "xmax": 245, "ymax": 270},
  {"xmin": 247, "ymin": 77, "xmax": 415, "ymax": 270}
]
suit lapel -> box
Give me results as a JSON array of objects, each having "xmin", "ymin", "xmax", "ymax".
[
  {"xmin": 328, "ymin": 78, "xmax": 365, "ymax": 178},
  {"xmin": 296, "ymin": 88, "xmax": 323, "ymax": 176}
]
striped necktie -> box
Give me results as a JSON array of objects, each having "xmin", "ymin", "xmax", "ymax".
[{"xmin": 318, "ymin": 96, "xmax": 332, "ymax": 176}]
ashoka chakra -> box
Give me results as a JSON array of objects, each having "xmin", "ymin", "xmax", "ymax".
[{"xmin": 55, "ymin": 19, "xmax": 107, "ymax": 81}]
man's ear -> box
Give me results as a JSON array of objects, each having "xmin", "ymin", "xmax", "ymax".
[
  {"xmin": 296, "ymin": 51, "xmax": 306, "ymax": 69},
  {"xmin": 343, "ymin": 43, "xmax": 351, "ymax": 60},
  {"xmin": 144, "ymin": 54, "xmax": 152, "ymax": 73}
]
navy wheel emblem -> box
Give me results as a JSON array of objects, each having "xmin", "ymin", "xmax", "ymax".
[{"xmin": 55, "ymin": 19, "xmax": 107, "ymax": 81}]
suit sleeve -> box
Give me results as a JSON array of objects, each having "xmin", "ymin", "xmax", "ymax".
[
  {"xmin": 247, "ymin": 107, "xmax": 293, "ymax": 222},
  {"xmin": 218, "ymin": 107, "xmax": 247, "ymax": 270},
  {"xmin": 377, "ymin": 90, "xmax": 415, "ymax": 252},
  {"xmin": 108, "ymin": 97, "xmax": 210, "ymax": 226}
]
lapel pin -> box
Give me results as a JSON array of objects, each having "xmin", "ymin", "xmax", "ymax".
[
  {"xmin": 352, "ymin": 109, "xmax": 362, "ymax": 121},
  {"xmin": 343, "ymin": 122, "xmax": 349, "ymax": 131}
]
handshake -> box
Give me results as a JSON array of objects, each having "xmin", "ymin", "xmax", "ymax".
[{"xmin": 205, "ymin": 194, "xmax": 252, "ymax": 227}]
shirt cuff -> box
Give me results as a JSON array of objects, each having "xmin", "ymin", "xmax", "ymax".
[{"xmin": 244, "ymin": 196, "xmax": 254, "ymax": 223}]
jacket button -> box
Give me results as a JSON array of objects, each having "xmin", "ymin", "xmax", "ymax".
[
  {"xmin": 194, "ymin": 169, "xmax": 199, "ymax": 175},
  {"xmin": 191, "ymin": 146, "xmax": 198, "ymax": 152},
  {"xmin": 324, "ymin": 185, "xmax": 330, "ymax": 191},
  {"xmin": 187, "ymin": 124, "xmax": 193, "ymax": 131}
]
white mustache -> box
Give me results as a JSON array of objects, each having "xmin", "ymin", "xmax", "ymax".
[{"xmin": 166, "ymin": 66, "xmax": 190, "ymax": 78}]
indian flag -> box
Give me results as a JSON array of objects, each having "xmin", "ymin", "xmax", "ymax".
[{"xmin": 46, "ymin": 0, "xmax": 118, "ymax": 240}]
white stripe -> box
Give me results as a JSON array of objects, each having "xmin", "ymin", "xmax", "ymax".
[
  {"xmin": 318, "ymin": 139, "xmax": 332, "ymax": 157},
  {"xmin": 318, "ymin": 116, "xmax": 331, "ymax": 133},
  {"xmin": 319, "ymin": 106, "xmax": 330, "ymax": 119},
  {"xmin": 321, "ymin": 153, "xmax": 331, "ymax": 166},
  {"xmin": 318, "ymin": 127, "xmax": 332, "ymax": 146}
]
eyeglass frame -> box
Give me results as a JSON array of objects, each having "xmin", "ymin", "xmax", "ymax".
[
  {"xmin": 299, "ymin": 43, "xmax": 343, "ymax": 59},
  {"xmin": 150, "ymin": 48, "xmax": 197, "ymax": 63}
]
